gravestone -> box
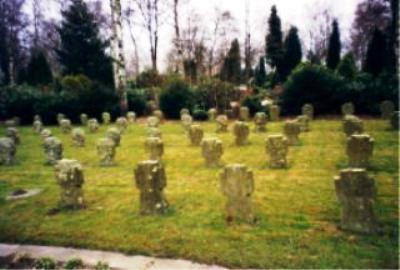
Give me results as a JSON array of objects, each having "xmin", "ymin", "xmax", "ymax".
[
  {"xmin": 334, "ymin": 168, "xmax": 379, "ymax": 233},
  {"xmin": 302, "ymin": 103, "xmax": 314, "ymax": 120},
  {"xmin": 181, "ymin": 114, "xmax": 193, "ymax": 132},
  {"xmin": 116, "ymin": 117, "xmax": 128, "ymax": 133},
  {"xmin": 6, "ymin": 127, "xmax": 20, "ymax": 145},
  {"xmin": 343, "ymin": 115, "xmax": 364, "ymax": 136},
  {"xmin": 239, "ymin": 106, "xmax": 250, "ymax": 121},
  {"xmin": 4, "ymin": 119, "xmax": 17, "ymax": 128},
  {"xmin": 57, "ymin": 113, "xmax": 65, "ymax": 125},
  {"xmin": 266, "ymin": 135, "xmax": 289, "ymax": 169},
  {"xmin": 102, "ymin": 112, "xmax": 111, "ymax": 125},
  {"xmin": 180, "ymin": 108, "xmax": 190, "ymax": 117},
  {"xmin": 33, "ymin": 120, "xmax": 43, "ymax": 134},
  {"xmin": 254, "ymin": 112, "xmax": 267, "ymax": 132},
  {"xmin": 80, "ymin": 113, "xmax": 88, "ymax": 126},
  {"xmin": 220, "ymin": 164, "xmax": 255, "ymax": 224},
  {"xmin": 147, "ymin": 116, "xmax": 160, "ymax": 128},
  {"xmin": 145, "ymin": 137, "xmax": 164, "ymax": 161},
  {"xmin": 40, "ymin": 129, "xmax": 52, "ymax": 140},
  {"xmin": 347, "ymin": 134, "xmax": 374, "ymax": 168},
  {"xmin": 269, "ymin": 104, "xmax": 280, "ymax": 121},
  {"xmin": 134, "ymin": 160, "xmax": 168, "ymax": 215},
  {"xmin": 147, "ymin": 127, "xmax": 162, "ymax": 138},
  {"xmin": 34, "ymin": 114, "xmax": 41, "ymax": 122},
  {"xmin": 283, "ymin": 120, "xmax": 301, "ymax": 145},
  {"xmin": 390, "ymin": 111, "xmax": 399, "ymax": 130},
  {"xmin": 296, "ymin": 115, "xmax": 310, "ymax": 132},
  {"xmin": 379, "ymin": 100, "xmax": 395, "ymax": 120},
  {"xmin": 96, "ymin": 137, "xmax": 116, "ymax": 166},
  {"xmin": 60, "ymin": 119, "xmax": 72, "ymax": 134},
  {"xmin": 55, "ymin": 159, "xmax": 85, "ymax": 209},
  {"xmin": 208, "ymin": 108, "xmax": 217, "ymax": 121},
  {"xmin": 43, "ymin": 137, "xmax": 63, "ymax": 165},
  {"xmin": 153, "ymin": 110, "xmax": 164, "ymax": 123},
  {"xmin": 201, "ymin": 138, "xmax": 223, "ymax": 167},
  {"xmin": 87, "ymin": 119, "xmax": 99, "ymax": 133},
  {"xmin": 127, "ymin": 111, "xmax": 136, "ymax": 123},
  {"xmin": 233, "ymin": 121, "xmax": 250, "ymax": 146},
  {"xmin": 188, "ymin": 124, "xmax": 204, "ymax": 146},
  {"xmin": 216, "ymin": 115, "xmax": 228, "ymax": 133},
  {"xmin": 341, "ymin": 102, "xmax": 355, "ymax": 116},
  {"xmin": 0, "ymin": 137, "xmax": 16, "ymax": 165},
  {"xmin": 72, "ymin": 128, "xmax": 85, "ymax": 147},
  {"xmin": 106, "ymin": 127, "xmax": 121, "ymax": 147}
]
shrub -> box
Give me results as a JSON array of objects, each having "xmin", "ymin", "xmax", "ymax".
[
  {"xmin": 127, "ymin": 88, "xmax": 147, "ymax": 116},
  {"xmin": 64, "ymin": 258, "xmax": 84, "ymax": 269},
  {"xmin": 34, "ymin": 257, "xmax": 56, "ymax": 269},
  {"xmin": 193, "ymin": 109, "xmax": 208, "ymax": 121},
  {"xmin": 241, "ymin": 95, "xmax": 265, "ymax": 116},
  {"xmin": 135, "ymin": 69, "xmax": 163, "ymax": 88},
  {"xmin": 159, "ymin": 77, "xmax": 194, "ymax": 119},
  {"xmin": 95, "ymin": 261, "xmax": 110, "ymax": 270}
]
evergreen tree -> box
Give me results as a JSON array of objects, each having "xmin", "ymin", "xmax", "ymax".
[
  {"xmin": 306, "ymin": 50, "xmax": 321, "ymax": 65},
  {"xmin": 326, "ymin": 19, "xmax": 341, "ymax": 69},
  {"xmin": 336, "ymin": 52, "xmax": 357, "ymax": 79},
  {"xmin": 363, "ymin": 28, "xmax": 386, "ymax": 76},
  {"xmin": 25, "ymin": 50, "xmax": 53, "ymax": 86},
  {"xmin": 220, "ymin": 39, "xmax": 241, "ymax": 84},
  {"xmin": 254, "ymin": 56, "xmax": 267, "ymax": 87},
  {"xmin": 281, "ymin": 26, "xmax": 302, "ymax": 81},
  {"xmin": 265, "ymin": 5, "xmax": 284, "ymax": 78},
  {"xmin": 56, "ymin": 0, "xmax": 113, "ymax": 86}
]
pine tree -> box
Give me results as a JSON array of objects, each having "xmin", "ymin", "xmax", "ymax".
[
  {"xmin": 336, "ymin": 52, "xmax": 357, "ymax": 79},
  {"xmin": 56, "ymin": 0, "xmax": 113, "ymax": 86},
  {"xmin": 265, "ymin": 6, "xmax": 284, "ymax": 77},
  {"xmin": 220, "ymin": 39, "xmax": 241, "ymax": 84},
  {"xmin": 326, "ymin": 19, "xmax": 341, "ymax": 69},
  {"xmin": 254, "ymin": 56, "xmax": 267, "ymax": 87},
  {"xmin": 25, "ymin": 50, "xmax": 53, "ymax": 86},
  {"xmin": 281, "ymin": 26, "xmax": 302, "ymax": 81},
  {"xmin": 363, "ymin": 28, "xmax": 386, "ymax": 76}
]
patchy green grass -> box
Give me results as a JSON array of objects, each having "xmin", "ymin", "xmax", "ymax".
[{"xmin": 0, "ymin": 118, "xmax": 398, "ymax": 269}]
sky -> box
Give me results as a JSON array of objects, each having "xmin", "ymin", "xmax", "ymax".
[{"xmin": 26, "ymin": 0, "xmax": 362, "ymax": 72}]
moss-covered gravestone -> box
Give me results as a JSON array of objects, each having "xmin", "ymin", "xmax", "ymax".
[
  {"xmin": 153, "ymin": 110, "xmax": 164, "ymax": 123},
  {"xmin": 390, "ymin": 111, "xmax": 399, "ymax": 130},
  {"xmin": 147, "ymin": 116, "xmax": 160, "ymax": 128},
  {"xmin": 106, "ymin": 127, "xmax": 121, "ymax": 147},
  {"xmin": 254, "ymin": 112, "xmax": 267, "ymax": 132},
  {"xmin": 134, "ymin": 160, "xmax": 168, "ymax": 215},
  {"xmin": 87, "ymin": 119, "xmax": 99, "ymax": 133},
  {"xmin": 33, "ymin": 120, "xmax": 43, "ymax": 134},
  {"xmin": 201, "ymin": 138, "xmax": 223, "ymax": 167},
  {"xmin": 55, "ymin": 159, "xmax": 85, "ymax": 209},
  {"xmin": 239, "ymin": 106, "xmax": 250, "ymax": 121},
  {"xmin": 346, "ymin": 134, "xmax": 374, "ymax": 168},
  {"xmin": 296, "ymin": 115, "xmax": 310, "ymax": 132},
  {"xmin": 116, "ymin": 117, "xmax": 128, "ymax": 133},
  {"xmin": 40, "ymin": 129, "xmax": 52, "ymax": 140},
  {"xmin": 341, "ymin": 102, "xmax": 354, "ymax": 116},
  {"xmin": 334, "ymin": 168, "xmax": 379, "ymax": 234},
  {"xmin": 379, "ymin": 100, "xmax": 395, "ymax": 120},
  {"xmin": 283, "ymin": 120, "xmax": 301, "ymax": 145},
  {"xmin": 266, "ymin": 135, "xmax": 288, "ymax": 169},
  {"xmin": 57, "ymin": 113, "xmax": 65, "ymax": 125},
  {"xmin": 220, "ymin": 164, "xmax": 255, "ymax": 224},
  {"xmin": 0, "ymin": 137, "xmax": 16, "ymax": 165},
  {"xmin": 180, "ymin": 108, "xmax": 190, "ymax": 117},
  {"xmin": 208, "ymin": 108, "xmax": 217, "ymax": 121},
  {"xmin": 127, "ymin": 111, "xmax": 136, "ymax": 123},
  {"xmin": 43, "ymin": 137, "xmax": 63, "ymax": 165},
  {"xmin": 72, "ymin": 128, "xmax": 85, "ymax": 147},
  {"xmin": 147, "ymin": 127, "xmax": 162, "ymax": 138},
  {"xmin": 96, "ymin": 137, "xmax": 116, "ymax": 166},
  {"xmin": 302, "ymin": 103, "xmax": 314, "ymax": 120},
  {"xmin": 80, "ymin": 113, "xmax": 88, "ymax": 126},
  {"xmin": 188, "ymin": 125, "xmax": 204, "ymax": 146},
  {"xmin": 181, "ymin": 114, "xmax": 193, "ymax": 132},
  {"xmin": 60, "ymin": 119, "xmax": 72, "ymax": 134},
  {"xmin": 102, "ymin": 112, "xmax": 111, "ymax": 124},
  {"xmin": 145, "ymin": 137, "xmax": 164, "ymax": 161},
  {"xmin": 216, "ymin": 115, "xmax": 228, "ymax": 133},
  {"xmin": 343, "ymin": 115, "xmax": 363, "ymax": 137},
  {"xmin": 5, "ymin": 127, "xmax": 20, "ymax": 145},
  {"xmin": 269, "ymin": 104, "xmax": 280, "ymax": 121},
  {"xmin": 233, "ymin": 121, "xmax": 249, "ymax": 146}
]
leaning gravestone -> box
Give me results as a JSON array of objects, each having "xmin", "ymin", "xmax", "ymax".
[
  {"xmin": 341, "ymin": 102, "xmax": 355, "ymax": 116},
  {"xmin": 145, "ymin": 137, "xmax": 164, "ymax": 161},
  {"xmin": 379, "ymin": 100, "xmax": 395, "ymax": 120},
  {"xmin": 127, "ymin": 111, "xmax": 136, "ymax": 124},
  {"xmin": 220, "ymin": 164, "xmax": 255, "ymax": 224},
  {"xmin": 116, "ymin": 117, "xmax": 128, "ymax": 133},
  {"xmin": 5, "ymin": 127, "xmax": 20, "ymax": 145},
  {"xmin": 390, "ymin": 111, "xmax": 399, "ymax": 130},
  {"xmin": 302, "ymin": 103, "xmax": 314, "ymax": 120},
  {"xmin": 254, "ymin": 112, "xmax": 267, "ymax": 132},
  {"xmin": 57, "ymin": 113, "xmax": 65, "ymax": 125},
  {"xmin": 33, "ymin": 120, "xmax": 43, "ymax": 134},
  {"xmin": 71, "ymin": 128, "xmax": 85, "ymax": 147},
  {"xmin": 106, "ymin": 127, "xmax": 121, "ymax": 147},
  {"xmin": 0, "ymin": 137, "xmax": 16, "ymax": 165},
  {"xmin": 147, "ymin": 127, "xmax": 162, "ymax": 138},
  {"xmin": 147, "ymin": 116, "xmax": 160, "ymax": 128},
  {"xmin": 269, "ymin": 104, "xmax": 280, "ymax": 121},
  {"xmin": 97, "ymin": 137, "xmax": 116, "ymax": 166},
  {"xmin": 343, "ymin": 115, "xmax": 364, "ymax": 137},
  {"xmin": 55, "ymin": 159, "xmax": 85, "ymax": 209},
  {"xmin": 239, "ymin": 106, "xmax": 250, "ymax": 121},
  {"xmin": 347, "ymin": 134, "xmax": 374, "ymax": 168},
  {"xmin": 283, "ymin": 120, "xmax": 301, "ymax": 145},
  {"xmin": 102, "ymin": 112, "xmax": 111, "ymax": 125},
  {"xmin": 80, "ymin": 113, "xmax": 88, "ymax": 126},
  {"xmin": 188, "ymin": 124, "xmax": 204, "ymax": 146},
  {"xmin": 266, "ymin": 135, "xmax": 289, "ymax": 169},
  {"xmin": 216, "ymin": 115, "xmax": 228, "ymax": 133},
  {"xmin": 233, "ymin": 121, "xmax": 250, "ymax": 146},
  {"xmin": 43, "ymin": 137, "xmax": 63, "ymax": 165},
  {"xmin": 40, "ymin": 129, "xmax": 52, "ymax": 141},
  {"xmin": 87, "ymin": 118, "xmax": 99, "ymax": 133},
  {"xmin": 334, "ymin": 168, "xmax": 379, "ymax": 233},
  {"xmin": 60, "ymin": 119, "xmax": 72, "ymax": 134},
  {"xmin": 134, "ymin": 160, "xmax": 168, "ymax": 215},
  {"xmin": 208, "ymin": 108, "xmax": 217, "ymax": 121},
  {"xmin": 181, "ymin": 114, "xmax": 193, "ymax": 132},
  {"xmin": 201, "ymin": 138, "xmax": 223, "ymax": 167},
  {"xmin": 296, "ymin": 115, "xmax": 310, "ymax": 132}
]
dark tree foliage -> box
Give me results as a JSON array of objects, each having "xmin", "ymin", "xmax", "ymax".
[
  {"xmin": 363, "ymin": 28, "xmax": 387, "ymax": 76},
  {"xmin": 25, "ymin": 50, "xmax": 53, "ymax": 86},
  {"xmin": 336, "ymin": 52, "xmax": 357, "ymax": 80},
  {"xmin": 326, "ymin": 19, "xmax": 341, "ymax": 69},
  {"xmin": 220, "ymin": 39, "xmax": 241, "ymax": 84},
  {"xmin": 281, "ymin": 26, "xmax": 302, "ymax": 81},
  {"xmin": 56, "ymin": 0, "xmax": 113, "ymax": 86},
  {"xmin": 265, "ymin": 5, "xmax": 284, "ymax": 76},
  {"xmin": 306, "ymin": 50, "xmax": 321, "ymax": 65},
  {"xmin": 254, "ymin": 57, "xmax": 267, "ymax": 87}
]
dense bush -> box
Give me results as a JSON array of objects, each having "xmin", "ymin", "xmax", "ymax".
[
  {"xmin": 159, "ymin": 77, "xmax": 194, "ymax": 119},
  {"xmin": 135, "ymin": 69, "xmax": 163, "ymax": 88},
  {"xmin": 193, "ymin": 109, "xmax": 208, "ymax": 121},
  {"xmin": 241, "ymin": 95, "xmax": 266, "ymax": 116},
  {"xmin": 127, "ymin": 88, "xmax": 147, "ymax": 116}
]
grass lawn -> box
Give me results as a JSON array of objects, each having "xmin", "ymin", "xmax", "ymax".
[{"xmin": 0, "ymin": 118, "xmax": 398, "ymax": 269}]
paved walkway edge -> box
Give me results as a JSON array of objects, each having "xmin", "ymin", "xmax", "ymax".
[{"xmin": 0, "ymin": 243, "xmax": 228, "ymax": 270}]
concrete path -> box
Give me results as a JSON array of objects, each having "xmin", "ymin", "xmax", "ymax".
[{"xmin": 0, "ymin": 243, "xmax": 228, "ymax": 270}]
